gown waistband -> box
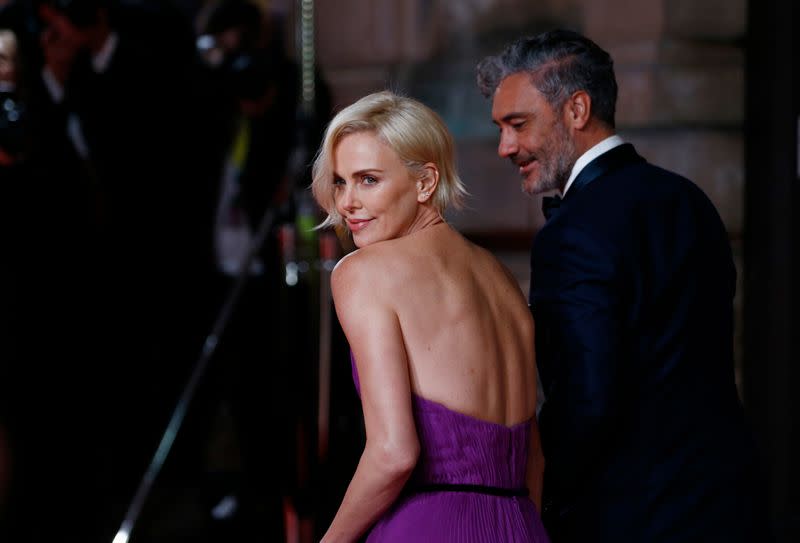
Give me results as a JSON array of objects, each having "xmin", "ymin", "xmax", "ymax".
[{"xmin": 412, "ymin": 483, "xmax": 529, "ymax": 497}]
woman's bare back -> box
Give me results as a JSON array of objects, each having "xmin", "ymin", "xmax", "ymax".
[{"xmin": 358, "ymin": 222, "xmax": 537, "ymax": 426}]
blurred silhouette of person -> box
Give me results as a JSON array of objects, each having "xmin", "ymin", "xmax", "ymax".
[
  {"xmin": 0, "ymin": 28, "xmax": 22, "ymax": 537},
  {"xmin": 0, "ymin": 27, "xmax": 27, "ymax": 166},
  {"xmin": 157, "ymin": 2, "xmax": 303, "ymax": 540},
  {"xmin": 8, "ymin": 1, "xmax": 213, "ymax": 539},
  {"xmin": 193, "ymin": 6, "xmax": 345, "ymax": 539},
  {"xmin": 0, "ymin": 17, "xmax": 111, "ymax": 542}
]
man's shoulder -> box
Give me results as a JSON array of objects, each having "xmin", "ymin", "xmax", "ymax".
[
  {"xmin": 533, "ymin": 160, "xmax": 715, "ymax": 254},
  {"xmin": 570, "ymin": 156, "xmax": 713, "ymax": 221},
  {"xmin": 597, "ymin": 156, "xmax": 690, "ymax": 192}
]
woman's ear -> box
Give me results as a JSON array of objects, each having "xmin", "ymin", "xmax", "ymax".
[{"xmin": 417, "ymin": 163, "xmax": 440, "ymax": 203}]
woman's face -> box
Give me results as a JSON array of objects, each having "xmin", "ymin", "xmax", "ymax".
[{"xmin": 333, "ymin": 131, "xmax": 421, "ymax": 247}]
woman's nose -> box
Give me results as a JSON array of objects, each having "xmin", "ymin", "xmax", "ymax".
[{"xmin": 338, "ymin": 184, "xmax": 359, "ymax": 211}]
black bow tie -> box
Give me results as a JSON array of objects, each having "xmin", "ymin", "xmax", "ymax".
[{"xmin": 542, "ymin": 195, "xmax": 562, "ymax": 220}]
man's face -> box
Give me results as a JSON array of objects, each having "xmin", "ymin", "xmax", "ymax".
[
  {"xmin": 0, "ymin": 33, "xmax": 17, "ymax": 84},
  {"xmin": 491, "ymin": 72, "xmax": 577, "ymax": 195}
]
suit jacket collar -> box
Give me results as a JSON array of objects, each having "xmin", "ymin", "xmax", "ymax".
[{"xmin": 561, "ymin": 143, "xmax": 645, "ymax": 203}]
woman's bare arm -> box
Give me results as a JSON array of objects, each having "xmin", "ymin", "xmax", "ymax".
[{"xmin": 321, "ymin": 252, "xmax": 420, "ymax": 543}]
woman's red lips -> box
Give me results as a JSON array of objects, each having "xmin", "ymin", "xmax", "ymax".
[{"xmin": 346, "ymin": 218, "xmax": 373, "ymax": 232}]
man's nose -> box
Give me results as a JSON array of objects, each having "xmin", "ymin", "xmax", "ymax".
[{"xmin": 498, "ymin": 131, "xmax": 518, "ymax": 158}]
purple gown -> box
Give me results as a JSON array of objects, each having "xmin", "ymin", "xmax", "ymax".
[{"xmin": 351, "ymin": 355, "xmax": 551, "ymax": 542}]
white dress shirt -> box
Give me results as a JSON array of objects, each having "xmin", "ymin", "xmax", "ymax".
[{"xmin": 563, "ymin": 134, "xmax": 625, "ymax": 195}]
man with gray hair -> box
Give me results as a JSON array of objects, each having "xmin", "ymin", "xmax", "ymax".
[{"xmin": 477, "ymin": 29, "xmax": 767, "ymax": 542}]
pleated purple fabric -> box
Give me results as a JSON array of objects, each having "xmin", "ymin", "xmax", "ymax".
[{"xmin": 351, "ymin": 354, "xmax": 551, "ymax": 542}]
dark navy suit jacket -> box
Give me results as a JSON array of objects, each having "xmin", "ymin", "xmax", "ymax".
[{"xmin": 530, "ymin": 143, "xmax": 766, "ymax": 542}]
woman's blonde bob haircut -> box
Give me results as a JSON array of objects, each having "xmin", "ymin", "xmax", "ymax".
[{"xmin": 311, "ymin": 90, "xmax": 467, "ymax": 228}]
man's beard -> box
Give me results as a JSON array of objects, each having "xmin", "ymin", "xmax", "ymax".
[{"xmin": 523, "ymin": 120, "xmax": 577, "ymax": 195}]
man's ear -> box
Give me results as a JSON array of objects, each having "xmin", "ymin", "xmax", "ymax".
[
  {"xmin": 564, "ymin": 90, "xmax": 591, "ymax": 130},
  {"xmin": 416, "ymin": 163, "xmax": 440, "ymax": 203}
]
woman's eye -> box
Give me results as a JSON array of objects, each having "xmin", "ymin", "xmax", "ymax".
[
  {"xmin": 333, "ymin": 177, "xmax": 345, "ymax": 186},
  {"xmin": 362, "ymin": 175, "xmax": 378, "ymax": 185}
]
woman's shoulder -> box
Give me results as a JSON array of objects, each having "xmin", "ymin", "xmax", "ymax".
[
  {"xmin": 332, "ymin": 224, "xmax": 471, "ymax": 293},
  {"xmin": 331, "ymin": 243, "xmax": 404, "ymax": 296},
  {"xmin": 333, "ymin": 243, "xmax": 391, "ymax": 275}
]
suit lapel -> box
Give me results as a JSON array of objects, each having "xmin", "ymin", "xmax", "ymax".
[{"xmin": 562, "ymin": 143, "xmax": 645, "ymax": 203}]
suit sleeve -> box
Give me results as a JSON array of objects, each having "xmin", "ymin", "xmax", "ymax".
[{"xmin": 532, "ymin": 222, "xmax": 630, "ymax": 503}]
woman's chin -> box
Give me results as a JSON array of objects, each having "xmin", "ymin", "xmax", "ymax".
[{"xmin": 352, "ymin": 231, "xmax": 389, "ymax": 248}]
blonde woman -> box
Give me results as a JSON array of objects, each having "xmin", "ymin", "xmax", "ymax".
[{"xmin": 313, "ymin": 91, "xmax": 550, "ymax": 542}]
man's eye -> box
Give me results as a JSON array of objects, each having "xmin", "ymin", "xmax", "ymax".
[{"xmin": 511, "ymin": 121, "xmax": 526, "ymax": 130}]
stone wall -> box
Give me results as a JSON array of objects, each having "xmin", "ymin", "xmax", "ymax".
[
  {"xmin": 313, "ymin": 0, "xmax": 745, "ymax": 234},
  {"xmin": 311, "ymin": 0, "xmax": 747, "ymax": 381}
]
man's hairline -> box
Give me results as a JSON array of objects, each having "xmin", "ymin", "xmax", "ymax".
[{"xmin": 490, "ymin": 68, "xmax": 571, "ymax": 115}]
